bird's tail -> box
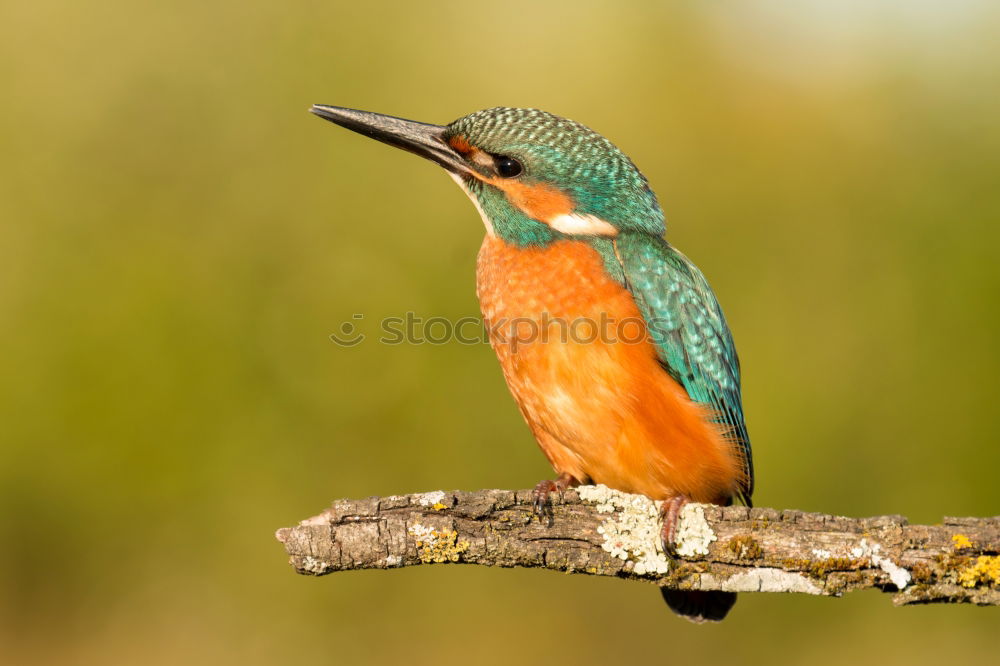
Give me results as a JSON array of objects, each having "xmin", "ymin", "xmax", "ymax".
[{"xmin": 660, "ymin": 589, "xmax": 737, "ymax": 623}]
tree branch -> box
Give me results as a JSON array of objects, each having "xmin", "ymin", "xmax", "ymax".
[{"xmin": 275, "ymin": 486, "xmax": 1000, "ymax": 606}]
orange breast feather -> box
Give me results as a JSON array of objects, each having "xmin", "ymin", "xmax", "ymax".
[{"xmin": 476, "ymin": 237, "xmax": 743, "ymax": 504}]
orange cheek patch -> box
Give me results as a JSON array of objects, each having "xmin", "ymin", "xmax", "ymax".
[
  {"xmin": 447, "ymin": 135, "xmax": 576, "ymax": 222},
  {"xmin": 490, "ymin": 179, "xmax": 574, "ymax": 221}
]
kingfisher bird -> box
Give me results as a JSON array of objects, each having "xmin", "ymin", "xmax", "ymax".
[{"xmin": 311, "ymin": 105, "xmax": 754, "ymax": 623}]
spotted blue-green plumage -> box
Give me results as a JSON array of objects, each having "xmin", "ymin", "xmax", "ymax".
[
  {"xmin": 446, "ymin": 108, "xmax": 665, "ymax": 240},
  {"xmin": 614, "ymin": 232, "xmax": 754, "ymax": 504}
]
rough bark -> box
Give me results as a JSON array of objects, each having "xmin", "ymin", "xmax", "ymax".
[{"xmin": 275, "ymin": 486, "xmax": 1000, "ymax": 606}]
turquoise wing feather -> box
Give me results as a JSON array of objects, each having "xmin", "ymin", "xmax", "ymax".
[{"xmin": 613, "ymin": 232, "xmax": 754, "ymax": 503}]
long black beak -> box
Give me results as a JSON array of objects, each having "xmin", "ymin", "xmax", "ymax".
[{"xmin": 310, "ymin": 105, "xmax": 470, "ymax": 176}]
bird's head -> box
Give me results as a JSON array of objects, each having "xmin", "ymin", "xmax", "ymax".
[{"xmin": 311, "ymin": 105, "xmax": 665, "ymax": 246}]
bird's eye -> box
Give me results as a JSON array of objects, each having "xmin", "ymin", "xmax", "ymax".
[{"xmin": 494, "ymin": 156, "xmax": 523, "ymax": 178}]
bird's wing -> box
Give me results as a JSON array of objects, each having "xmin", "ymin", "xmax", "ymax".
[{"xmin": 613, "ymin": 232, "xmax": 754, "ymax": 503}]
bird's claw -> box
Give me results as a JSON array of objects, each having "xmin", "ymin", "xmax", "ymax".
[
  {"xmin": 532, "ymin": 474, "xmax": 578, "ymax": 526},
  {"xmin": 659, "ymin": 495, "xmax": 691, "ymax": 557},
  {"xmin": 532, "ymin": 480, "xmax": 558, "ymax": 526}
]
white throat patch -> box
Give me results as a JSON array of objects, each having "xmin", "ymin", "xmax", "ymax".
[{"xmin": 548, "ymin": 212, "xmax": 619, "ymax": 236}]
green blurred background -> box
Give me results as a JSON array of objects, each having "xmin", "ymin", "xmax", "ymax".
[{"xmin": 2, "ymin": 0, "xmax": 998, "ymax": 663}]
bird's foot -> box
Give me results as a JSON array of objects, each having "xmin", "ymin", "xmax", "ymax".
[
  {"xmin": 659, "ymin": 494, "xmax": 692, "ymax": 557},
  {"xmin": 531, "ymin": 473, "xmax": 577, "ymax": 526}
]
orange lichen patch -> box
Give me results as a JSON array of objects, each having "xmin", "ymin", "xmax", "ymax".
[
  {"xmin": 957, "ymin": 555, "xmax": 1000, "ymax": 588},
  {"xmin": 476, "ymin": 236, "xmax": 744, "ymax": 505},
  {"xmin": 953, "ymin": 534, "xmax": 973, "ymax": 550},
  {"xmin": 487, "ymin": 178, "xmax": 574, "ymax": 223}
]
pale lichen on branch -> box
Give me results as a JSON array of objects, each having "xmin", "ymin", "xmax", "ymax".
[{"xmin": 275, "ymin": 486, "xmax": 1000, "ymax": 607}]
